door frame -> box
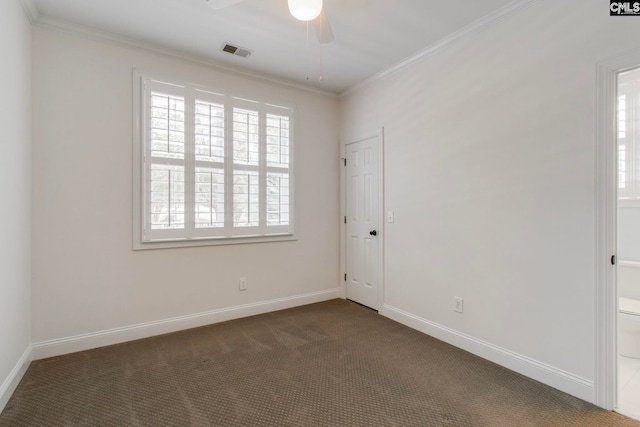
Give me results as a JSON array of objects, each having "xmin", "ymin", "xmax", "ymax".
[
  {"xmin": 340, "ymin": 128, "xmax": 385, "ymax": 310},
  {"xmin": 596, "ymin": 49, "xmax": 640, "ymax": 410}
]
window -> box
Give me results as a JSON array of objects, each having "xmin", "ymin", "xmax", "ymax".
[
  {"xmin": 134, "ymin": 73, "xmax": 294, "ymax": 249},
  {"xmin": 618, "ymin": 68, "xmax": 640, "ymax": 203}
]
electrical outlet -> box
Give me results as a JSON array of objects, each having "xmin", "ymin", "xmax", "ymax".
[
  {"xmin": 454, "ymin": 297, "xmax": 463, "ymax": 314},
  {"xmin": 239, "ymin": 277, "xmax": 248, "ymax": 291}
]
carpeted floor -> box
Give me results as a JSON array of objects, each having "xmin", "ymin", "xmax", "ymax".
[{"xmin": 1, "ymin": 299, "xmax": 638, "ymax": 426}]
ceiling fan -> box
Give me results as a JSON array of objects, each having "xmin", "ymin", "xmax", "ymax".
[{"xmin": 206, "ymin": 0, "xmax": 335, "ymax": 44}]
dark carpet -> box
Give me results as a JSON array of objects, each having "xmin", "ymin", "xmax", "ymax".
[{"xmin": 1, "ymin": 299, "xmax": 638, "ymax": 426}]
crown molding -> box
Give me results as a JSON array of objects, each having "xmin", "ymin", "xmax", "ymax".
[
  {"xmin": 32, "ymin": 15, "xmax": 338, "ymax": 100},
  {"xmin": 339, "ymin": 0, "xmax": 541, "ymax": 98},
  {"xmin": 28, "ymin": 0, "xmax": 540, "ymax": 100},
  {"xmin": 19, "ymin": 0, "xmax": 39, "ymax": 23}
]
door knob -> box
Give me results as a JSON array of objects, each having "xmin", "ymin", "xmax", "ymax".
[{"xmin": 369, "ymin": 230, "xmax": 377, "ymax": 236}]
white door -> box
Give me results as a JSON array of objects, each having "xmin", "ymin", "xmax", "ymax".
[{"xmin": 345, "ymin": 136, "xmax": 380, "ymax": 310}]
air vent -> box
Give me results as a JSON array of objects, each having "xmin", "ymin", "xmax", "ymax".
[{"xmin": 220, "ymin": 43, "xmax": 253, "ymax": 59}]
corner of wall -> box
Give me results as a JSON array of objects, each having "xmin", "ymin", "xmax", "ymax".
[
  {"xmin": 18, "ymin": 0, "xmax": 38, "ymax": 23},
  {"xmin": 380, "ymin": 305, "xmax": 596, "ymax": 404},
  {"xmin": 0, "ymin": 346, "xmax": 32, "ymax": 414}
]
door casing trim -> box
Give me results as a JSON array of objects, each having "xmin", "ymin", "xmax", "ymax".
[
  {"xmin": 596, "ymin": 49, "xmax": 640, "ymax": 410},
  {"xmin": 340, "ymin": 128, "xmax": 385, "ymax": 310}
]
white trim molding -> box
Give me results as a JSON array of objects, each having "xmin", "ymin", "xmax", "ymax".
[
  {"xmin": 32, "ymin": 15, "xmax": 336, "ymax": 100},
  {"xmin": 18, "ymin": 0, "xmax": 38, "ymax": 23},
  {"xmin": 595, "ymin": 47, "xmax": 640, "ymax": 411},
  {"xmin": 32, "ymin": 289, "xmax": 340, "ymax": 360},
  {"xmin": 381, "ymin": 304, "xmax": 595, "ymax": 403},
  {"xmin": 0, "ymin": 346, "xmax": 33, "ymax": 414},
  {"xmin": 339, "ymin": 0, "xmax": 540, "ymax": 97}
]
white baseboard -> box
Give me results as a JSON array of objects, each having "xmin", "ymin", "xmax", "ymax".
[
  {"xmin": 0, "ymin": 345, "xmax": 33, "ymax": 414},
  {"xmin": 33, "ymin": 288, "xmax": 340, "ymax": 360},
  {"xmin": 381, "ymin": 304, "xmax": 595, "ymax": 404}
]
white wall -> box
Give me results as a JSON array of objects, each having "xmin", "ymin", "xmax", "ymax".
[
  {"xmin": 619, "ymin": 263, "xmax": 640, "ymax": 300},
  {"xmin": 31, "ymin": 25, "xmax": 340, "ymax": 348},
  {"xmin": 617, "ymin": 205, "xmax": 640, "ymax": 299},
  {"xmin": 340, "ymin": 0, "xmax": 640, "ymax": 402},
  {"xmin": 0, "ymin": 0, "xmax": 32, "ymax": 411},
  {"xmin": 618, "ymin": 206, "xmax": 640, "ymax": 300},
  {"xmin": 24, "ymin": 0, "xmax": 640, "ymax": 408},
  {"xmin": 619, "ymin": 207, "xmax": 640, "ymax": 261}
]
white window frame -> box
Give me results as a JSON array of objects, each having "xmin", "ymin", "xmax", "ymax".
[{"xmin": 133, "ymin": 70, "xmax": 295, "ymax": 250}]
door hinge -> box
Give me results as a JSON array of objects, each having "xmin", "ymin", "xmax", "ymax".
[
  {"xmin": 344, "ymin": 216, "xmax": 347, "ymax": 224},
  {"xmin": 344, "ymin": 273, "xmax": 347, "ymax": 281},
  {"xmin": 342, "ymin": 158, "xmax": 346, "ymax": 166},
  {"xmin": 611, "ymin": 255, "xmax": 616, "ymax": 265}
]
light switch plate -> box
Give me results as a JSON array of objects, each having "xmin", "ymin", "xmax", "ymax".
[{"xmin": 454, "ymin": 297, "xmax": 463, "ymax": 313}]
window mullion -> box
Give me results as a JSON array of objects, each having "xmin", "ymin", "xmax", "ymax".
[
  {"xmin": 142, "ymin": 79, "xmax": 151, "ymax": 241},
  {"xmin": 224, "ymin": 98, "xmax": 234, "ymax": 236},
  {"xmin": 259, "ymin": 106, "xmax": 267, "ymax": 233},
  {"xmin": 184, "ymin": 88, "xmax": 195, "ymax": 237},
  {"xmin": 136, "ymin": 73, "xmax": 293, "ymax": 248}
]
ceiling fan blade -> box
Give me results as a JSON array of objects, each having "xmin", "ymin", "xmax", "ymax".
[
  {"xmin": 206, "ymin": 0, "xmax": 247, "ymax": 10},
  {"xmin": 311, "ymin": 9, "xmax": 334, "ymax": 44}
]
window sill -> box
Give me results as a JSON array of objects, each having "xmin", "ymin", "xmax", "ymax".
[{"xmin": 133, "ymin": 233, "xmax": 297, "ymax": 251}]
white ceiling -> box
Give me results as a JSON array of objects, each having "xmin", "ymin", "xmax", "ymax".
[{"xmin": 31, "ymin": 0, "xmax": 515, "ymax": 94}]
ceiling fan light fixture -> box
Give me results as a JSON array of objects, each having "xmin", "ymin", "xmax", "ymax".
[{"xmin": 288, "ymin": 0, "xmax": 323, "ymax": 21}]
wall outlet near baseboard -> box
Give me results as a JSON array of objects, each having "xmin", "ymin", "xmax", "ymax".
[
  {"xmin": 454, "ymin": 297, "xmax": 463, "ymax": 313},
  {"xmin": 239, "ymin": 277, "xmax": 248, "ymax": 291}
]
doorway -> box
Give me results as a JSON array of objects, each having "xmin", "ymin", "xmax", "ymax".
[
  {"xmin": 596, "ymin": 52, "xmax": 640, "ymax": 415},
  {"xmin": 616, "ymin": 66, "xmax": 640, "ymax": 420},
  {"xmin": 342, "ymin": 132, "xmax": 384, "ymax": 310}
]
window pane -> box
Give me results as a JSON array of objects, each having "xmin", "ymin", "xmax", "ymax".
[
  {"xmin": 195, "ymin": 167, "xmax": 225, "ymax": 228},
  {"xmin": 266, "ymin": 114, "xmax": 290, "ymax": 168},
  {"xmin": 266, "ymin": 172, "xmax": 289, "ymax": 226},
  {"xmin": 149, "ymin": 164, "xmax": 185, "ymax": 229},
  {"xmin": 619, "ymin": 94, "xmax": 627, "ymax": 191},
  {"xmin": 150, "ymin": 92, "xmax": 185, "ymax": 161},
  {"xmin": 140, "ymin": 76, "xmax": 294, "ymax": 245},
  {"xmin": 233, "ymin": 108, "xmax": 259, "ymax": 166},
  {"xmin": 195, "ymin": 101, "xmax": 225, "ymax": 163},
  {"xmin": 233, "ymin": 170, "xmax": 259, "ymax": 227}
]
